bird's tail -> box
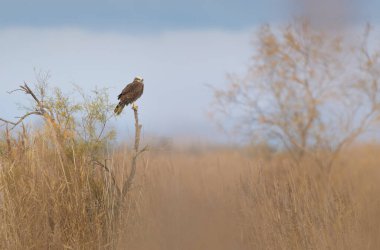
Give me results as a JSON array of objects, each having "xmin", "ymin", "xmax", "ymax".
[{"xmin": 114, "ymin": 103, "xmax": 125, "ymax": 115}]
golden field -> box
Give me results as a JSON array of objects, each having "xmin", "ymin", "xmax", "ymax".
[
  {"xmin": 1, "ymin": 126, "xmax": 380, "ymax": 249},
  {"xmin": 126, "ymin": 144, "xmax": 380, "ymax": 250}
]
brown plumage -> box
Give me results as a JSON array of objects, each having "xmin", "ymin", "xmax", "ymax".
[{"xmin": 114, "ymin": 77, "xmax": 144, "ymax": 115}]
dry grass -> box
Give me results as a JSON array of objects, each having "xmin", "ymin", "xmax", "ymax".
[
  {"xmin": 0, "ymin": 128, "xmax": 122, "ymax": 249},
  {"xmin": 1, "ymin": 126, "xmax": 380, "ymax": 249},
  {"xmin": 122, "ymin": 144, "xmax": 380, "ymax": 250}
]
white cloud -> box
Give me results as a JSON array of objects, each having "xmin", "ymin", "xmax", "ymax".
[{"xmin": 0, "ymin": 27, "xmax": 253, "ymax": 141}]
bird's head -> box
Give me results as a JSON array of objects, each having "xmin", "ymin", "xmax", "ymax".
[{"xmin": 134, "ymin": 76, "xmax": 144, "ymax": 83}]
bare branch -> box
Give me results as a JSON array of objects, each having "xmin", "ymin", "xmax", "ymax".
[
  {"xmin": 122, "ymin": 105, "xmax": 146, "ymax": 196},
  {"xmin": 0, "ymin": 82, "xmax": 49, "ymax": 129},
  {"xmin": 0, "ymin": 111, "xmax": 42, "ymax": 129},
  {"xmin": 20, "ymin": 83, "xmax": 46, "ymax": 113}
]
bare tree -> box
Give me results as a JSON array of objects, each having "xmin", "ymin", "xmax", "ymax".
[{"xmin": 211, "ymin": 21, "xmax": 380, "ymax": 169}]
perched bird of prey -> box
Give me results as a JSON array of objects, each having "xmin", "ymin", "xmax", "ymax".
[{"xmin": 114, "ymin": 77, "xmax": 144, "ymax": 115}]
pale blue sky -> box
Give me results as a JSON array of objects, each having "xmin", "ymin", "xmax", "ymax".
[
  {"xmin": 0, "ymin": 0, "xmax": 378, "ymax": 142},
  {"xmin": 0, "ymin": 0, "xmax": 377, "ymax": 31},
  {"xmin": 0, "ymin": 0, "xmax": 289, "ymax": 31}
]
